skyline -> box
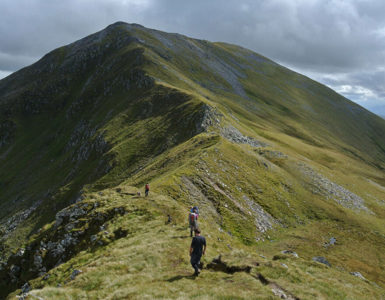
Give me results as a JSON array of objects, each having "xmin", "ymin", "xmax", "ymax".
[{"xmin": 1, "ymin": 0, "xmax": 384, "ymax": 116}]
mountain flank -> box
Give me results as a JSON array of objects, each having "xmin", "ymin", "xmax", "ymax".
[{"xmin": 1, "ymin": 22, "xmax": 385, "ymax": 299}]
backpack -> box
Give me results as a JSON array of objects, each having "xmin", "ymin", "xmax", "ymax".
[
  {"xmin": 189, "ymin": 212, "xmax": 197, "ymax": 225},
  {"xmin": 145, "ymin": 184, "xmax": 149, "ymax": 190},
  {"xmin": 190, "ymin": 206, "xmax": 199, "ymax": 215}
]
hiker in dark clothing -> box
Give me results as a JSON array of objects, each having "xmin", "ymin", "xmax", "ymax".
[
  {"xmin": 145, "ymin": 183, "xmax": 150, "ymax": 197},
  {"xmin": 189, "ymin": 228, "xmax": 206, "ymax": 276}
]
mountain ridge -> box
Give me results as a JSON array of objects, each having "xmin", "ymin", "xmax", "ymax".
[{"xmin": 1, "ymin": 22, "xmax": 385, "ymax": 299}]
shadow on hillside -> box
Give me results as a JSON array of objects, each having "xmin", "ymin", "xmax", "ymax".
[
  {"xmin": 171, "ymin": 235, "xmax": 190, "ymax": 239},
  {"xmin": 166, "ymin": 274, "xmax": 197, "ymax": 282}
]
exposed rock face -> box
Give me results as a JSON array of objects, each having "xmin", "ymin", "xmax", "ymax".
[
  {"xmin": 298, "ymin": 163, "xmax": 371, "ymax": 212},
  {"xmin": 65, "ymin": 121, "xmax": 109, "ymax": 163},
  {"xmin": 194, "ymin": 104, "xmax": 267, "ymax": 149},
  {"xmin": 0, "ymin": 201, "xmax": 128, "ymax": 295},
  {"xmin": 0, "ymin": 201, "xmax": 41, "ymax": 241},
  {"xmin": 195, "ymin": 104, "xmax": 222, "ymax": 133},
  {"xmin": 55, "ymin": 205, "xmax": 87, "ymax": 227}
]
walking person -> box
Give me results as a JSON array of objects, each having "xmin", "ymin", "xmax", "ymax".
[
  {"xmin": 189, "ymin": 228, "xmax": 206, "ymax": 276},
  {"xmin": 188, "ymin": 208, "xmax": 198, "ymax": 237},
  {"xmin": 190, "ymin": 206, "xmax": 199, "ymax": 216},
  {"xmin": 145, "ymin": 183, "xmax": 150, "ymax": 197}
]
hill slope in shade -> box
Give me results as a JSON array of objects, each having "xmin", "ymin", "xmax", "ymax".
[{"xmin": 0, "ymin": 22, "xmax": 385, "ymax": 299}]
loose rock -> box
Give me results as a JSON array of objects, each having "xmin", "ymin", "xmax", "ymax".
[
  {"xmin": 312, "ymin": 256, "xmax": 331, "ymax": 267},
  {"xmin": 281, "ymin": 250, "xmax": 299, "ymax": 258},
  {"xmin": 70, "ymin": 269, "xmax": 82, "ymax": 280},
  {"xmin": 21, "ymin": 282, "xmax": 31, "ymax": 294},
  {"xmin": 350, "ymin": 271, "xmax": 366, "ymax": 280}
]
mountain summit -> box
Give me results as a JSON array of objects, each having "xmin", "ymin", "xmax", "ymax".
[{"xmin": 1, "ymin": 22, "xmax": 385, "ymax": 298}]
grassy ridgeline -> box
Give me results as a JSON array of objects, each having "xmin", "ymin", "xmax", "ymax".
[{"xmin": 1, "ymin": 22, "xmax": 385, "ymax": 298}]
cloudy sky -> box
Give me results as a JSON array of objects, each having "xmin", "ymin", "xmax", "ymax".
[{"xmin": 1, "ymin": 0, "xmax": 385, "ymax": 116}]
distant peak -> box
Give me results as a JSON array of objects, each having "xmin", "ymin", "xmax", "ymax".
[{"xmin": 107, "ymin": 21, "xmax": 145, "ymax": 29}]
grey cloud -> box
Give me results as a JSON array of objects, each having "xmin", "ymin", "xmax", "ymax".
[
  {"xmin": 0, "ymin": 52, "xmax": 37, "ymax": 71},
  {"xmin": 144, "ymin": 0, "xmax": 385, "ymax": 72},
  {"xmin": 310, "ymin": 69, "xmax": 385, "ymax": 115},
  {"xmin": 0, "ymin": 0, "xmax": 149, "ymax": 58},
  {"xmin": 0, "ymin": 70, "xmax": 12, "ymax": 79}
]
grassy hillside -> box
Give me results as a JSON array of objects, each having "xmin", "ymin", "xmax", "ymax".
[{"xmin": 1, "ymin": 22, "xmax": 385, "ymax": 299}]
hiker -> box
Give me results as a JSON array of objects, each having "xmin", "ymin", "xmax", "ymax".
[
  {"xmin": 188, "ymin": 208, "xmax": 198, "ymax": 237},
  {"xmin": 145, "ymin": 183, "xmax": 150, "ymax": 197},
  {"xmin": 190, "ymin": 206, "xmax": 199, "ymax": 215},
  {"xmin": 189, "ymin": 228, "xmax": 206, "ymax": 276},
  {"xmin": 166, "ymin": 214, "xmax": 172, "ymax": 224}
]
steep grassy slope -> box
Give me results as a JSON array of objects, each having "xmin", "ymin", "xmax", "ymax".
[
  {"xmin": 0, "ymin": 31, "xmax": 206, "ymax": 254},
  {"xmin": 1, "ymin": 22, "xmax": 385, "ymax": 299},
  {"xmin": 127, "ymin": 24, "xmax": 385, "ymax": 168}
]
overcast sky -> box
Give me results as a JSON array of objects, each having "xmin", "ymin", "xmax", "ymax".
[{"xmin": 1, "ymin": 0, "xmax": 385, "ymax": 116}]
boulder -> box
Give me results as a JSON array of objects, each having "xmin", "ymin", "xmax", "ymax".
[
  {"xmin": 281, "ymin": 250, "xmax": 299, "ymax": 258},
  {"xmin": 70, "ymin": 269, "xmax": 82, "ymax": 280},
  {"xmin": 312, "ymin": 256, "xmax": 331, "ymax": 267},
  {"xmin": 33, "ymin": 255, "xmax": 43, "ymax": 269},
  {"xmin": 21, "ymin": 282, "xmax": 31, "ymax": 294}
]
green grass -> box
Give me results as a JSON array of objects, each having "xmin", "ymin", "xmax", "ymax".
[
  {"xmin": 5, "ymin": 186, "xmax": 384, "ymax": 299},
  {"xmin": 1, "ymin": 22, "xmax": 385, "ymax": 299}
]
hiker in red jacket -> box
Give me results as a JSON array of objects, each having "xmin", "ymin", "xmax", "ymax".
[
  {"xmin": 145, "ymin": 183, "xmax": 150, "ymax": 197},
  {"xmin": 188, "ymin": 208, "xmax": 198, "ymax": 237}
]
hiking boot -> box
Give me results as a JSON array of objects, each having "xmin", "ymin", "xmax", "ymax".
[{"xmin": 193, "ymin": 266, "xmax": 199, "ymax": 276}]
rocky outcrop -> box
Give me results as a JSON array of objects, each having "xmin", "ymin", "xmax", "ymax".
[
  {"xmin": 0, "ymin": 201, "xmax": 129, "ymax": 297},
  {"xmin": 194, "ymin": 103, "xmax": 267, "ymax": 149},
  {"xmin": 195, "ymin": 104, "xmax": 222, "ymax": 133},
  {"xmin": 0, "ymin": 201, "xmax": 41, "ymax": 241},
  {"xmin": 65, "ymin": 121, "xmax": 109, "ymax": 163}
]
